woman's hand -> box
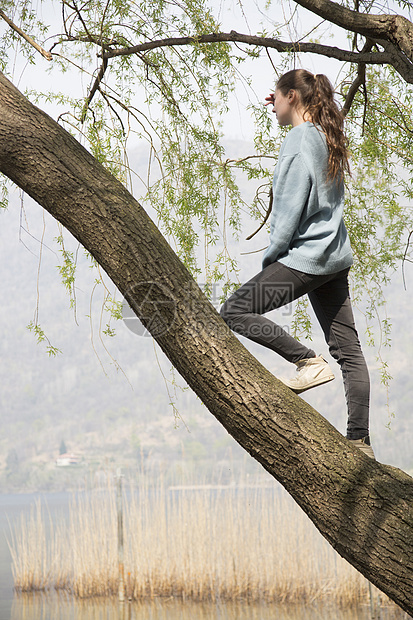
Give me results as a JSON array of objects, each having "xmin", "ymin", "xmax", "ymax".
[{"xmin": 264, "ymin": 93, "xmax": 275, "ymax": 107}]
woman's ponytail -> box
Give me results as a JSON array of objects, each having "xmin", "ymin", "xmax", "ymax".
[{"xmin": 276, "ymin": 69, "xmax": 349, "ymax": 182}]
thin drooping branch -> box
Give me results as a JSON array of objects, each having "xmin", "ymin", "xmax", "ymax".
[
  {"xmin": 99, "ymin": 31, "xmax": 413, "ymax": 83},
  {"xmin": 342, "ymin": 40, "xmax": 372, "ymax": 117},
  {"xmin": 0, "ymin": 9, "xmax": 52, "ymax": 60},
  {"xmin": 81, "ymin": 56, "xmax": 109, "ymax": 122},
  {"xmin": 246, "ymin": 188, "xmax": 273, "ymax": 241},
  {"xmin": 342, "ymin": 64, "xmax": 366, "ymax": 118}
]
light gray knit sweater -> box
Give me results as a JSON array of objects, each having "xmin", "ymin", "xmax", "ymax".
[{"xmin": 262, "ymin": 121, "xmax": 353, "ymax": 275}]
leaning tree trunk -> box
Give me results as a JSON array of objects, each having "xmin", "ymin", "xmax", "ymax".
[{"xmin": 0, "ymin": 72, "xmax": 411, "ymax": 614}]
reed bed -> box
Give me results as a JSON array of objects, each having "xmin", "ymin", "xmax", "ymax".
[{"xmin": 8, "ymin": 477, "xmax": 395, "ymax": 607}]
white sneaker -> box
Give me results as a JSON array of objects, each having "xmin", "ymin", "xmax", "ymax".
[
  {"xmin": 349, "ymin": 436, "xmax": 376, "ymax": 459},
  {"xmin": 280, "ymin": 355, "xmax": 334, "ymax": 394}
]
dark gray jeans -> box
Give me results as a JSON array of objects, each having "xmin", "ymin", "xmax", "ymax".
[{"xmin": 220, "ymin": 261, "xmax": 370, "ymax": 440}]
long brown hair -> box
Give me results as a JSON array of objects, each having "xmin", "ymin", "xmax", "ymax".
[{"xmin": 276, "ymin": 69, "xmax": 349, "ymax": 181}]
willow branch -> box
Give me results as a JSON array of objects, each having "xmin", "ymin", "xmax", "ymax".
[
  {"xmin": 342, "ymin": 40, "xmax": 373, "ymax": 117},
  {"xmin": 80, "ymin": 57, "xmax": 109, "ymax": 122},
  {"xmin": 0, "ymin": 9, "xmax": 52, "ymax": 61},
  {"xmin": 246, "ymin": 188, "xmax": 273, "ymax": 241},
  {"xmin": 103, "ymin": 31, "xmax": 390, "ymax": 62},
  {"xmin": 100, "ymin": 31, "xmax": 413, "ymax": 83}
]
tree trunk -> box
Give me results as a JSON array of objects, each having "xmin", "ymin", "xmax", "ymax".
[{"xmin": 0, "ymin": 71, "xmax": 412, "ymax": 614}]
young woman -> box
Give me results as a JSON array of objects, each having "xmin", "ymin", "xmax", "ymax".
[{"xmin": 220, "ymin": 69, "xmax": 374, "ymax": 459}]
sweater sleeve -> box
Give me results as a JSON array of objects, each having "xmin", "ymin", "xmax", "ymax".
[{"xmin": 262, "ymin": 152, "xmax": 311, "ymax": 269}]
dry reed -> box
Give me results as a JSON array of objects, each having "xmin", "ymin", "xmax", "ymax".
[{"xmin": 7, "ymin": 476, "xmax": 396, "ymax": 607}]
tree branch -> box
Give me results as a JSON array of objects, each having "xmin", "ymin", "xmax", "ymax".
[
  {"xmin": 80, "ymin": 57, "xmax": 109, "ymax": 122},
  {"xmin": 376, "ymin": 38, "xmax": 413, "ymax": 82},
  {"xmin": 102, "ymin": 31, "xmax": 386, "ymax": 62},
  {"xmin": 99, "ymin": 31, "xmax": 413, "ymax": 83},
  {"xmin": 292, "ymin": 0, "xmax": 413, "ymax": 63},
  {"xmin": 342, "ymin": 39, "xmax": 372, "ymax": 117},
  {"xmin": 0, "ymin": 9, "xmax": 52, "ymax": 61}
]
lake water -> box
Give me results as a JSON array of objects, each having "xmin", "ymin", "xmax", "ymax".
[
  {"xmin": 7, "ymin": 593, "xmax": 394, "ymax": 620},
  {"xmin": 0, "ymin": 492, "xmax": 408, "ymax": 620}
]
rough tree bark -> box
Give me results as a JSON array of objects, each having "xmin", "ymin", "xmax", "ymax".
[
  {"xmin": 293, "ymin": 0, "xmax": 413, "ymax": 62},
  {"xmin": 0, "ymin": 72, "xmax": 412, "ymax": 614}
]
